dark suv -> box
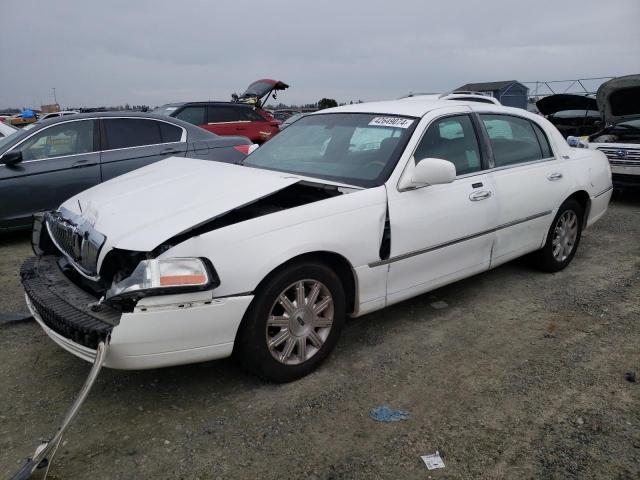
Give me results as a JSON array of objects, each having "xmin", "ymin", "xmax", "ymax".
[{"xmin": 154, "ymin": 78, "xmax": 289, "ymax": 144}]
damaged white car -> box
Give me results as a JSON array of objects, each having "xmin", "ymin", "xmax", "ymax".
[{"xmin": 23, "ymin": 98, "xmax": 612, "ymax": 382}]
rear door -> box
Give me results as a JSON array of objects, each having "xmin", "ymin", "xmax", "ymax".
[
  {"xmin": 205, "ymin": 105, "xmax": 250, "ymax": 138},
  {"xmin": 478, "ymin": 113, "xmax": 570, "ymax": 266},
  {"xmin": 99, "ymin": 118, "xmax": 187, "ymax": 181},
  {"xmin": 0, "ymin": 119, "xmax": 100, "ymax": 228}
]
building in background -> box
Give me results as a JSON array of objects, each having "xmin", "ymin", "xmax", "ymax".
[{"xmin": 454, "ymin": 80, "xmax": 529, "ymax": 109}]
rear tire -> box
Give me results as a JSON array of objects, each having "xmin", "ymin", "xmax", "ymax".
[
  {"xmin": 533, "ymin": 198, "xmax": 583, "ymax": 272},
  {"xmin": 234, "ymin": 261, "xmax": 345, "ymax": 382}
]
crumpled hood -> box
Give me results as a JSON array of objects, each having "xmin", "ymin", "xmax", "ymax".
[
  {"xmin": 597, "ymin": 74, "xmax": 640, "ymax": 125},
  {"xmin": 60, "ymin": 157, "xmax": 302, "ymax": 253}
]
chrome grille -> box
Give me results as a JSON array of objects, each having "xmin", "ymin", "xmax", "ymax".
[
  {"xmin": 45, "ymin": 210, "xmax": 106, "ymax": 277},
  {"xmin": 597, "ymin": 147, "xmax": 640, "ymax": 166}
]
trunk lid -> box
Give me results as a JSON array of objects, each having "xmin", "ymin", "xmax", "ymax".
[{"xmin": 235, "ymin": 78, "xmax": 289, "ymax": 107}]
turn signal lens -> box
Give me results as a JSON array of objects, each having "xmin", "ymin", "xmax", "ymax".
[{"xmin": 158, "ymin": 258, "xmax": 209, "ymax": 287}]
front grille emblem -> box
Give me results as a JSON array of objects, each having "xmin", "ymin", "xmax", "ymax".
[{"xmin": 615, "ymin": 149, "xmax": 628, "ymax": 158}]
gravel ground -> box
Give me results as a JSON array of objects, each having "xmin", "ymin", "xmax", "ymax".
[{"xmin": 0, "ymin": 191, "xmax": 639, "ymax": 480}]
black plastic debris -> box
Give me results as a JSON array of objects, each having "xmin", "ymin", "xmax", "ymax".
[
  {"xmin": 0, "ymin": 312, "xmax": 33, "ymax": 324},
  {"xmin": 624, "ymin": 371, "xmax": 636, "ymax": 383}
]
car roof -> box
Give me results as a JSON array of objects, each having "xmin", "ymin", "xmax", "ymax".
[
  {"xmin": 314, "ymin": 98, "xmax": 478, "ymax": 117},
  {"xmin": 1, "ymin": 111, "xmax": 216, "ymax": 144},
  {"xmin": 314, "ymin": 98, "xmax": 545, "ymax": 124},
  {"xmin": 159, "ymin": 102, "xmax": 254, "ymax": 108}
]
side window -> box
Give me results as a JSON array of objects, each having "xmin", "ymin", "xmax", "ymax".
[
  {"xmin": 19, "ymin": 120, "xmax": 95, "ymax": 160},
  {"xmin": 174, "ymin": 106, "xmax": 206, "ymax": 125},
  {"xmin": 240, "ymin": 108, "xmax": 265, "ymax": 122},
  {"xmin": 103, "ymin": 119, "xmax": 162, "ymax": 150},
  {"xmin": 207, "ymin": 106, "xmax": 244, "ymax": 123},
  {"xmin": 480, "ymin": 114, "xmax": 544, "ymax": 167},
  {"xmin": 158, "ymin": 122, "xmax": 183, "ymax": 143},
  {"xmin": 531, "ymin": 122, "xmax": 553, "ymax": 158},
  {"xmin": 414, "ymin": 115, "xmax": 482, "ymax": 176}
]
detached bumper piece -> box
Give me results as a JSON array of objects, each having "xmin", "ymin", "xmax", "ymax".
[
  {"xmin": 20, "ymin": 255, "xmax": 120, "ymax": 349},
  {"xmin": 11, "ymin": 341, "xmax": 109, "ymax": 480}
]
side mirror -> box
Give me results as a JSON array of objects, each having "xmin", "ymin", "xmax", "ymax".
[
  {"xmin": 567, "ymin": 136, "xmax": 589, "ymax": 148},
  {"xmin": 398, "ymin": 158, "xmax": 456, "ymax": 190},
  {"xmin": 0, "ymin": 150, "xmax": 23, "ymax": 166}
]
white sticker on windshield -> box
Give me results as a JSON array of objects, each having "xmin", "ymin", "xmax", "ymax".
[{"xmin": 369, "ymin": 117, "xmax": 414, "ymax": 129}]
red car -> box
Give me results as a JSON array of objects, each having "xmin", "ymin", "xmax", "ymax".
[{"xmin": 154, "ymin": 79, "xmax": 288, "ymax": 144}]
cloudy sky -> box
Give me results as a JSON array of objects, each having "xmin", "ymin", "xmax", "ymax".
[{"xmin": 1, "ymin": 0, "xmax": 638, "ymax": 109}]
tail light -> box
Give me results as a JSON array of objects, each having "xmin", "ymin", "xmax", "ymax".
[{"xmin": 234, "ymin": 144, "xmax": 259, "ymax": 155}]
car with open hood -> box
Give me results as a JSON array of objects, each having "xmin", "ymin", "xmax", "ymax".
[
  {"xmin": 586, "ymin": 74, "xmax": 640, "ymax": 188},
  {"xmin": 0, "ymin": 112, "xmax": 251, "ymax": 231},
  {"xmin": 536, "ymin": 94, "xmax": 601, "ymax": 138},
  {"xmin": 153, "ymin": 78, "xmax": 288, "ymax": 144},
  {"xmin": 23, "ymin": 97, "xmax": 612, "ymax": 382}
]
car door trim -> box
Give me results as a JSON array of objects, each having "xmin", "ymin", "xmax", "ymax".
[
  {"xmin": 368, "ymin": 210, "xmax": 552, "ymax": 267},
  {"xmin": 593, "ymin": 185, "xmax": 613, "ymax": 198}
]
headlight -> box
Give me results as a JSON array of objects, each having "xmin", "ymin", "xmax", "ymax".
[{"xmin": 105, "ymin": 258, "xmax": 218, "ymax": 300}]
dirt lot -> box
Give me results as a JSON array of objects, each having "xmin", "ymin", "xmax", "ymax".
[{"xmin": 0, "ymin": 192, "xmax": 638, "ymax": 480}]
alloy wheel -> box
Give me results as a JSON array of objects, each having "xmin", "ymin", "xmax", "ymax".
[
  {"xmin": 265, "ymin": 280, "xmax": 334, "ymax": 365},
  {"xmin": 552, "ymin": 210, "xmax": 578, "ymax": 262}
]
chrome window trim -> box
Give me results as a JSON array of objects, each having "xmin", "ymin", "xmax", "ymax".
[
  {"xmin": 369, "ymin": 210, "xmax": 553, "ymax": 267},
  {"xmin": 396, "ymin": 110, "xmax": 561, "ymax": 192},
  {"xmin": 207, "ymin": 120, "xmax": 251, "ymax": 125},
  {"xmin": 475, "ymin": 111, "xmax": 558, "ymax": 161},
  {"xmin": 0, "ymin": 116, "xmax": 187, "ymax": 166},
  {"xmin": 100, "ymin": 117, "xmax": 187, "ymax": 148}
]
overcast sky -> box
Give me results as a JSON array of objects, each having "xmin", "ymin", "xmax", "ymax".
[{"xmin": 1, "ymin": 0, "xmax": 639, "ymax": 109}]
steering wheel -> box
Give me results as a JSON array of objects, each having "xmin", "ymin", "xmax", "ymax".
[{"xmin": 364, "ymin": 160, "xmax": 386, "ymax": 169}]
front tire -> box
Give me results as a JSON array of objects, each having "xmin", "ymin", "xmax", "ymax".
[
  {"xmin": 534, "ymin": 198, "xmax": 584, "ymax": 272},
  {"xmin": 234, "ymin": 261, "xmax": 345, "ymax": 382}
]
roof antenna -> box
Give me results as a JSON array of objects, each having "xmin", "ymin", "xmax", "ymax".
[{"xmin": 77, "ymin": 199, "xmax": 83, "ymax": 214}]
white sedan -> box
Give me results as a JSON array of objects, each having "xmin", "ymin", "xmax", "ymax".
[{"xmin": 23, "ymin": 98, "xmax": 612, "ymax": 382}]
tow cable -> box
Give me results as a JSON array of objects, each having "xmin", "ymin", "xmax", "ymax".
[{"xmin": 10, "ymin": 341, "xmax": 109, "ymax": 480}]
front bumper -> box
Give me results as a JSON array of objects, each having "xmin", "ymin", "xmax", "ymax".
[
  {"xmin": 612, "ymin": 173, "xmax": 640, "ymax": 188},
  {"xmin": 22, "ymin": 255, "xmax": 254, "ymax": 369}
]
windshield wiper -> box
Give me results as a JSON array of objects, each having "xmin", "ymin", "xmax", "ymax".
[{"xmin": 612, "ymin": 124, "xmax": 640, "ymax": 132}]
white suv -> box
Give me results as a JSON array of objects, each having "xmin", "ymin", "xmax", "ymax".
[{"xmin": 587, "ymin": 75, "xmax": 640, "ymax": 188}]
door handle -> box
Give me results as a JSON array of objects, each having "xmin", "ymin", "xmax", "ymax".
[
  {"xmin": 71, "ymin": 159, "xmax": 97, "ymax": 168},
  {"xmin": 547, "ymin": 172, "xmax": 563, "ymax": 181},
  {"xmin": 160, "ymin": 148, "xmax": 181, "ymax": 155},
  {"xmin": 469, "ymin": 190, "xmax": 492, "ymax": 201}
]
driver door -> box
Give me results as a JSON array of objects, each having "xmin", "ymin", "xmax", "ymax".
[
  {"xmin": 0, "ymin": 119, "xmax": 100, "ymax": 229},
  {"xmin": 385, "ymin": 111, "xmax": 498, "ymax": 305}
]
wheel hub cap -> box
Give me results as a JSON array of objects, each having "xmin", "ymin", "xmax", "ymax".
[
  {"xmin": 552, "ymin": 210, "xmax": 578, "ymax": 262},
  {"xmin": 266, "ymin": 280, "xmax": 334, "ymax": 365}
]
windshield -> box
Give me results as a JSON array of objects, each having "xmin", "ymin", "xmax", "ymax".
[{"xmin": 244, "ymin": 113, "xmax": 417, "ymax": 187}]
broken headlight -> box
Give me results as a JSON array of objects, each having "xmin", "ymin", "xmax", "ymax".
[{"xmin": 105, "ymin": 258, "xmax": 219, "ymax": 300}]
